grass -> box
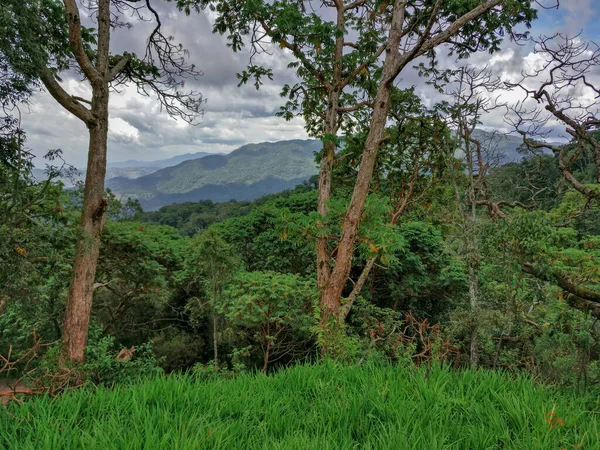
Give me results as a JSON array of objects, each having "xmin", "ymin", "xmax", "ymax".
[{"xmin": 1, "ymin": 363, "xmax": 598, "ymax": 449}]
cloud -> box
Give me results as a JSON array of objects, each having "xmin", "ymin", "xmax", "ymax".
[
  {"xmin": 21, "ymin": 2, "xmax": 597, "ymax": 168},
  {"xmin": 23, "ymin": 3, "xmax": 306, "ymax": 168},
  {"xmin": 562, "ymin": 0, "xmax": 595, "ymax": 34}
]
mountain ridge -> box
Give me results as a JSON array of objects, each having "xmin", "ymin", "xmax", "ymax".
[
  {"xmin": 107, "ymin": 151, "xmax": 221, "ymax": 169},
  {"xmin": 107, "ymin": 139, "xmax": 321, "ymax": 210}
]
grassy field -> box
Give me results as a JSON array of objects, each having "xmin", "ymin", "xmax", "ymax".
[{"xmin": 1, "ymin": 363, "xmax": 598, "ymax": 449}]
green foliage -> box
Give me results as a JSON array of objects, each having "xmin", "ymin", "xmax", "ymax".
[
  {"xmin": 139, "ymin": 176, "xmax": 318, "ymax": 237},
  {"xmin": 0, "ymin": 126, "xmax": 75, "ymax": 356},
  {"xmin": 151, "ymin": 330, "xmax": 205, "ymax": 372},
  {"xmin": 185, "ymin": 229, "xmax": 241, "ymax": 294},
  {"xmin": 140, "ymin": 199, "xmax": 253, "ymax": 237},
  {"xmin": 82, "ymin": 332, "xmax": 163, "ymax": 386},
  {"xmin": 211, "ymin": 190, "xmax": 317, "ymax": 275},
  {"xmin": 487, "ymin": 154, "xmax": 564, "ymax": 211},
  {"xmin": 1, "ymin": 363, "xmax": 598, "ymax": 449},
  {"xmin": 218, "ymin": 271, "xmax": 316, "ymax": 371},
  {"xmin": 35, "ymin": 329, "xmax": 163, "ymax": 387},
  {"xmin": 0, "ymin": 0, "xmax": 94, "ymax": 97},
  {"xmin": 374, "ymin": 221, "xmax": 467, "ymax": 318},
  {"xmin": 94, "ymin": 221, "xmax": 188, "ymax": 343}
]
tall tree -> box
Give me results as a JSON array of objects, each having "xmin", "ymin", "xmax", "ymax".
[
  {"xmin": 182, "ymin": 0, "xmax": 538, "ymax": 341},
  {"xmin": 1, "ymin": 0, "xmax": 203, "ymax": 362},
  {"xmin": 446, "ymin": 66, "xmax": 513, "ymax": 366},
  {"xmin": 186, "ymin": 230, "xmax": 240, "ymax": 364}
]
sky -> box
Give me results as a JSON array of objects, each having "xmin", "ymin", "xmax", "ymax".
[{"xmin": 21, "ymin": 0, "xmax": 600, "ymax": 168}]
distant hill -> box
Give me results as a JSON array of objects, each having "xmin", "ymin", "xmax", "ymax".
[
  {"xmin": 469, "ymin": 129, "xmax": 526, "ymax": 163},
  {"xmin": 107, "ymin": 152, "xmax": 218, "ymax": 169},
  {"xmin": 469, "ymin": 129, "xmax": 559, "ymax": 163},
  {"xmin": 33, "ymin": 152, "xmax": 219, "ymax": 186},
  {"xmin": 107, "ymin": 140, "xmax": 321, "ymax": 210}
]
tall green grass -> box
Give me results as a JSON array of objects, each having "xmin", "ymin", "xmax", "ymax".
[{"xmin": 1, "ymin": 363, "xmax": 598, "ymax": 449}]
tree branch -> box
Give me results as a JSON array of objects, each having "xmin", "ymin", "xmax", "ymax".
[
  {"xmin": 39, "ymin": 66, "xmax": 93, "ymax": 124},
  {"xmin": 108, "ymin": 53, "xmax": 132, "ymax": 81},
  {"xmin": 339, "ymin": 256, "xmax": 377, "ymax": 321},
  {"xmin": 522, "ymin": 263, "xmax": 600, "ymax": 318},
  {"xmin": 62, "ymin": 0, "xmax": 101, "ymax": 83}
]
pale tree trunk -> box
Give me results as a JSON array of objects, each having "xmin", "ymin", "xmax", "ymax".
[
  {"xmin": 316, "ymin": 100, "xmax": 338, "ymax": 295},
  {"xmin": 211, "ymin": 280, "xmax": 220, "ymax": 364},
  {"xmin": 468, "ymin": 261, "xmax": 480, "ymax": 368},
  {"xmin": 62, "ymin": 92, "xmax": 109, "ymax": 362},
  {"xmin": 59, "ymin": 0, "xmax": 112, "ymax": 363},
  {"xmin": 263, "ymin": 322, "xmax": 271, "ymax": 374},
  {"xmin": 464, "ymin": 123, "xmax": 481, "ymax": 368},
  {"xmin": 454, "ymin": 117, "xmax": 481, "ymax": 368},
  {"xmin": 212, "ymin": 308, "xmax": 218, "ymax": 364},
  {"xmin": 466, "ymin": 156, "xmax": 480, "ymax": 368}
]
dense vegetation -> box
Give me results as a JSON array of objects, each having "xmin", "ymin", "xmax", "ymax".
[
  {"xmin": 2, "ymin": 363, "xmax": 598, "ymax": 449},
  {"xmin": 3, "ymin": 149, "xmax": 600, "ymax": 386},
  {"xmin": 2, "ymin": 0, "xmax": 600, "ymax": 447}
]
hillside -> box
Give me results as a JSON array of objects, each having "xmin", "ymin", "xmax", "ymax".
[{"xmin": 107, "ymin": 139, "xmax": 321, "ymax": 210}]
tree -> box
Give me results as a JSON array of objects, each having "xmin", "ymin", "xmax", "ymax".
[
  {"xmin": 182, "ymin": 0, "xmax": 538, "ymax": 342},
  {"xmin": 445, "ymin": 65, "xmax": 513, "ymax": 367},
  {"xmin": 218, "ymin": 271, "xmax": 315, "ymax": 373},
  {"xmin": 1, "ymin": 0, "xmax": 203, "ymax": 362},
  {"xmin": 185, "ymin": 230, "xmax": 240, "ymax": 363},
  {"xmin": 507, "ymin": 34, "xmax": 600, "ymax": 200},
  {"xmin": 502, "ymin": 34, "xmax": 600, "ymax": 319}
]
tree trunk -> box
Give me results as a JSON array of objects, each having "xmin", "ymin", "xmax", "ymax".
[
  {"xmin": 465, "ymin": 127, "xmax": 480, "ymax": 368},
  {"xmin": 316, "ymin": 4, "xmax": 344, "ymax": 302},
  {"xmin": 62, "ymin": 84, "xmax": 109, "ymax": 363},
  {"xmin": 316, "ymin": 122, "xmax": 337, "ymax": 295},
  {"xmin": 317, "ymin": 1, "xmax": 406, "ymax": 329},
  {"xmin": 468, "ymin": 262, "xmax": 479, "ymax": 368},
  {"xmin": 263, "ymin": 324, "xmax": 271, "ymax": 374},
  {"xmin": 212, "ymin": 307, "xmax": 218, "ymax": 364},
  {"xmin": 315, "ymin": 0, "xmax": 506, "ymax": 335},
  {"xmin": 320, "ymin": 79, "xmax": 394, "ymax": 324}
]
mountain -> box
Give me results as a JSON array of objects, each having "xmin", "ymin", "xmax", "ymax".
[
  {"xmin": 469, "ymin": 129, "xmax": 526, "ymax": 163},
  {"xmin": 33, "ymin": 152, "xmax": 219, "ymax": 186},
  {"xmin": 107, "ymin": 140, "xmax": 321, "ymax": 210},
  {"xmin": 469, "ymin": 129, "xmax": 560, "ymax": 163},
  {"xmin": 107, "ymin": 152, "xmax": 217, "ymax": 169}
]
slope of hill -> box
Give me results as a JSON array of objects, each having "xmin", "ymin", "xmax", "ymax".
[
  {"xmin": 469, "ymin": 129, "xmax": 527, "ymax": 163},
  {"xmin": 107, "ymin": 140, "xmax": 321, "ymax": 210}
]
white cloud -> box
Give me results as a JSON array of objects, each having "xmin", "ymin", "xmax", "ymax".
[
  {"xmin": 109, "ymin": 117, "xmax": 141, "ymax": 144},
  {"xmin": 489, "ymin": 48, "xmax": 515, "ymax": 66}
]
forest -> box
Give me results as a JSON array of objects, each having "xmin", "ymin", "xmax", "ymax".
[{"xmin": 1, "ymin": 0, "xmax": 600, "ymax": 448}]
